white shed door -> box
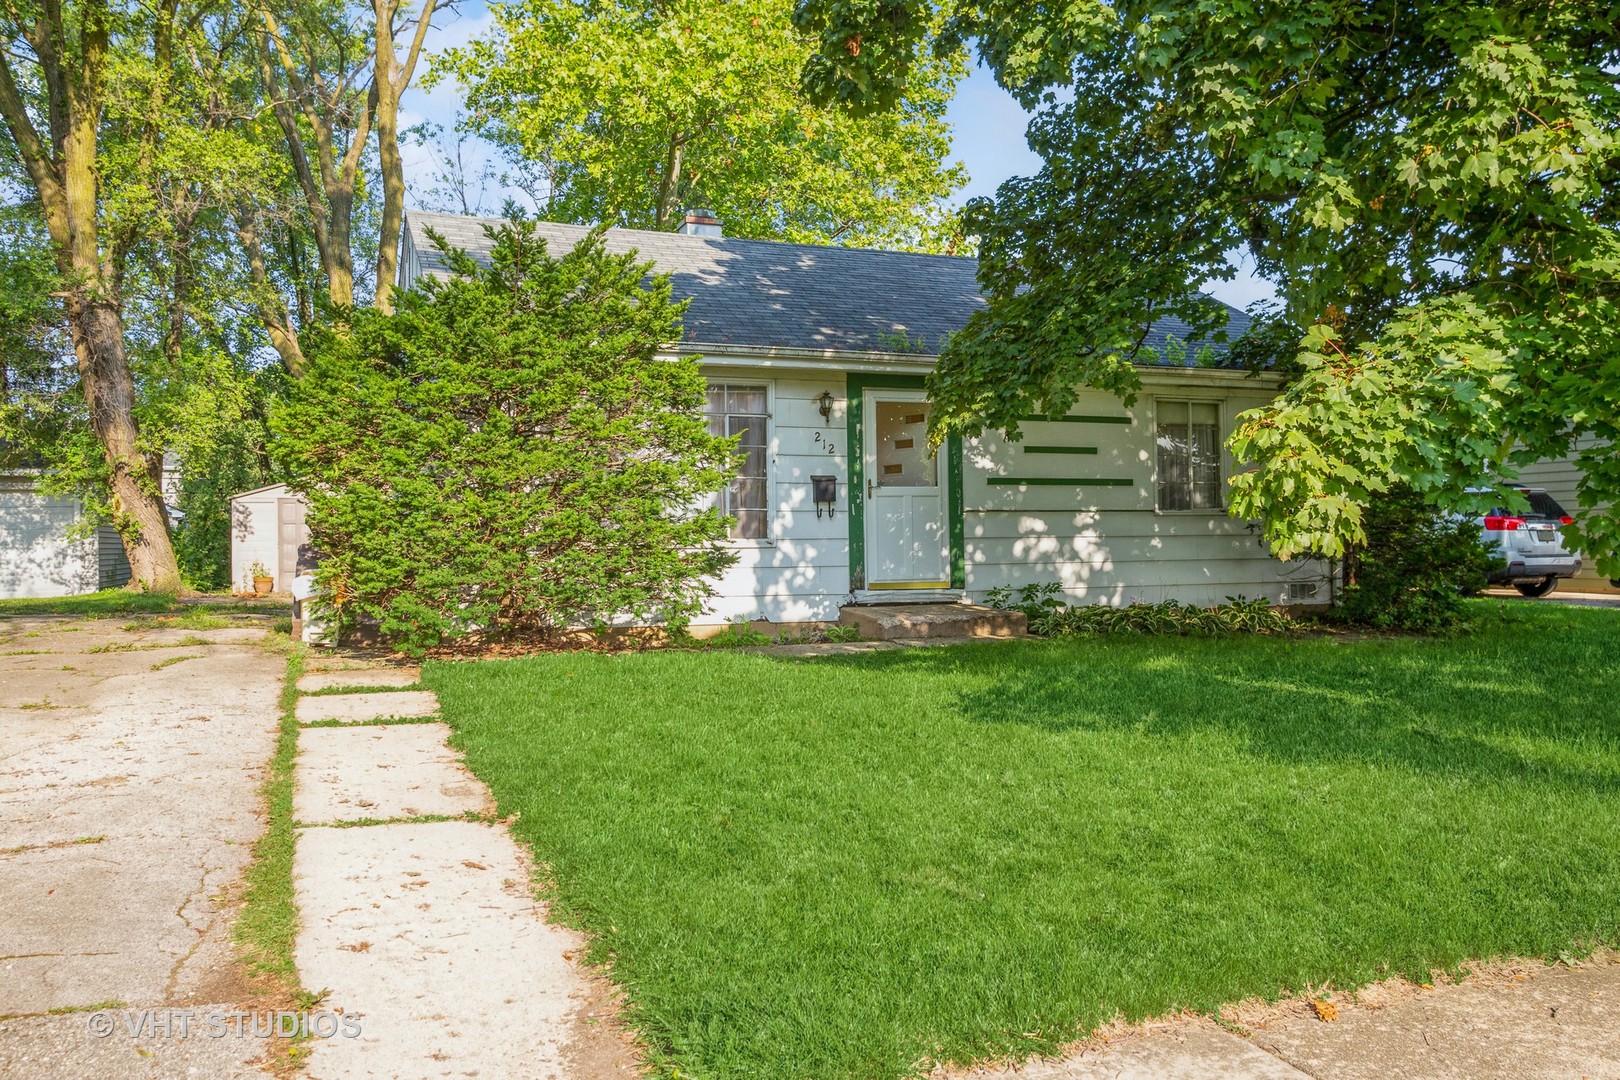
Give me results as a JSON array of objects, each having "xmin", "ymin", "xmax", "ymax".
[{"xmin": 277, "ymin": 499, "xmax": 309, "ymax": 585}]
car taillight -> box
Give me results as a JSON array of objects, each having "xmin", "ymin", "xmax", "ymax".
[
  {"xmin": 1484, "ymin": 515, "xmax": 1524, "ymax": 531},
  {"xmin": 1560, "ymin": 516, "xmax": 1574, "ymax": 525}
]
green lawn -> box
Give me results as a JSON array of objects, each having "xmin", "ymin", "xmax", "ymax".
[
  {"xmin": 0, "ymin": 589, "xmax": 182, "ymax": 616},
  {"xmin": 0, "ymin": 589, "xmax": 284, "ymax": 617},
  {"xmin": 424, "ymin": 602, "xmax": 1620, "ymax": 1079}
]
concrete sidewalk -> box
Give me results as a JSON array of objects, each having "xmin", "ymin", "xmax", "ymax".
[
  {"xmin": 289, "ymin": 659, "xmax": 638, "ymax": 1079},
  {"xmin": 959, "ymin": 953, "xmax": 1620, "ymax": 1079},
  {"xmin": 289, "ymin": 653, "xmax": 1617, "ymax": 1080},
  {"xmin": 1483, "ymin": 587, "xmax": 1620, "ymax": 608}
]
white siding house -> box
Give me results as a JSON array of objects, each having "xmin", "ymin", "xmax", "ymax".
[
  {"xmin": 0, "ymin": 471, "xmax": 132, "ymax": 599},
  {"xmin": 401, "ymin": 212, "xmax": 1332, "ymax": 628}
]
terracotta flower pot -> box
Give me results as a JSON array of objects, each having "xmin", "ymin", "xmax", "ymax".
[{"xmin": 253, "ymin": 576, "xmax": 274, "ymax": 595}]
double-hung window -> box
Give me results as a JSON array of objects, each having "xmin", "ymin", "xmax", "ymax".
[
  {"xmin": 1156, "ymin": 400, "xmax": 1223, "ymax": 511},
  {"xmin": 705, "ymin": 383, "xmax": 770, "ymax": 539}
]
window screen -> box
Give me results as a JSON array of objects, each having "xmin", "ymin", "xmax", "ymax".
[
  {"xmin": 1156, "ymin": 400, "xmax": 1222, "ymax": 511},
  {"xmin": 705, "ymin": 384, "xmax": 769, "ymax": 539}
]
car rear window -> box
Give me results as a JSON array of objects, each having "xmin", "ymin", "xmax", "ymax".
[
  {"xmin": 1523, "ymin": 491, "xmax": 1569, "ymax": 521},
  {"xmin": 1487, "ymin": 492, "xmax": 1571, "ymax": 521}
]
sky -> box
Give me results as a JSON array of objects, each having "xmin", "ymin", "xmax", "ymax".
[{"xmin": 400, "ymin": 4, "xmax": 1276, "ymax": 311}]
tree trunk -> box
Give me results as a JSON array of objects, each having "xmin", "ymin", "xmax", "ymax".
[
  {"xmin": 237, "ymin": 208, "xmax": 307, "ymax": 376},
  {"xmin": 655, "ymin": 132, "xmax": 686, "ymax": 230},
  {"xmin": 325, "ymin": 190, "xmax": 357, "ymax": 309},
  {"xmin": 373, "ymin": 0, "xmax": 437, "ymax": 315},
  {"xmin": 70, "ymin": 290, "xmax": 182, "ymax": 594},
  {"xmin": 373, "ymin": 0, "xmax": 403, "ymax": 314},
  {"xmin": 0, "ymin": 0, "xmax": 183, "ymax": 593}
]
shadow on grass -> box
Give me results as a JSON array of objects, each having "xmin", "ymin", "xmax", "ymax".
[
  {"xmin": 423, "ymin": 602, "xmax": 1620, "ymax": 1080},
  {"xmin": 769, "ymin": 612, "xmax": 1620, "ymax": 795}
]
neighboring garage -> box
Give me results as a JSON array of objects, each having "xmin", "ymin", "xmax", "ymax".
[
  {"xmin": 0, "ymin": 470, "xmax": 131, "ymax": 599},
  {"xmin": 229, "ymin": 483, "xmax": 309, "ymax": 594}
]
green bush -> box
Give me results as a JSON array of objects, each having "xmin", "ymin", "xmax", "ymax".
[
  {"xmin": 983, "ymin": 581, "xmax": 1065, "ymax": 620},
  {"xmin": 986, "ymin": 584, "xmax": 1294, "ymax": 636},
  {"xmin": 1025, "ymin": 595, "xmax": 1294, "ymax": 637},
  {"xmin": 271, "ymin": 221, "xmax": 738, "ymax": 653},
  {"xmin": 1335, "ymin": 486, "xmax": 1500, "ymax": 632}
]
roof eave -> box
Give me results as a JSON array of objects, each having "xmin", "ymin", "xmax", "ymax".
[{"xmin": 668, "ymin": 342, "xmax": 1286, "ymax": 387}]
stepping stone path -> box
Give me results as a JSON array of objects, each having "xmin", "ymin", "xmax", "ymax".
[
  {"xmin": 295, "ymin": 689, "xmax": 440, "ymax": 724},
  {"xmin": 290, "ymin": 662, "xmax": 637, "ymax": 1079},
  {"xmin": 296, "ymin": 667, "xmax": 419, "ymax": 692}
]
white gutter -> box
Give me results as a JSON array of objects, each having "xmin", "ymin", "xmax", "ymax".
[{"xmin": 661, "ymin": 342, "xmax": 1287, "ymax": 389}]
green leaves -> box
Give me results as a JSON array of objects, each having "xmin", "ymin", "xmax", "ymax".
[
  {"xmin": 1227, "ymin": 298, "xmax": 1521, "ymax": 560},
  {"xmin": 1332, "ymin": 485, "xmax": 1500, "ymax": 633},
  {"xmin": 435, "ymin": 0, "xmax": 967, "ymax": 250},
  {"xmin": 271, "ymin": 221, "xmax": 739, "ymax": 652},
  {"xmin": 797, "ymin": 0, "xmax": 1620, "ymax": 575}
]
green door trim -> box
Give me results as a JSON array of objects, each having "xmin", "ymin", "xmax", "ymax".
[{"xmin": 846, "ymin": 373, "xmax": 965, "ymax": 591}]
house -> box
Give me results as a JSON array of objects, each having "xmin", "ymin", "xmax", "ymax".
[
  {"xmin": 0, "ymin": 469, "xmax": 133, "ymax": 599},
  {"xmin": 228, "ymin": 483, "xmax": 308, "ymax": 595},
  {"xmin": 394, "ymin": 210, "xmax": 1331, "ymax": 629}
]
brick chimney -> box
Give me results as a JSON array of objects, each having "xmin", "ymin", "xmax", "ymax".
[{"xmin": 677, "ymin": 208, "xmax": 722, "ymax": 237}]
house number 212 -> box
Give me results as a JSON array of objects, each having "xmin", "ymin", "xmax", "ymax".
[{"xmin": 812, "ymin": 431, "xmax": 837, "ymax": 455}]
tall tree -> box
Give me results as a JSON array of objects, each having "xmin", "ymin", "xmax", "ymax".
[
  {"xmin": 253, "ymin": 0, "xmax": 438, "ymax": 318},
  {"xmin": 437, "ymin": 0, "xmax": 968, "ymax": 250},
  {"xmin": 792, "ymin": 0, "xmax": 1620, "ymax": 574},
  {"xmin": 0, "ymin": 0, "xmax": 184, "ymax": 590}
]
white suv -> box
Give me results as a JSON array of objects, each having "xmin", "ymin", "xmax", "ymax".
[{"xmin": 1477, "ymin": 487, "xmax": 1582, "ymax": 597}]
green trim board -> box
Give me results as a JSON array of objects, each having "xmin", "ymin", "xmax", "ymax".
[
  {"xmin": 986, "ymin": 477, "xmax": 1134, "ymax": 487},
  {"xmin": 1023, "ymin": 446, "xmax": 1099, "ymax": 455},
  {"xmin": 845, "ymin": 373, "xmax": 966, "ymax": 591},
  {"xmin": 946, "ymin": 430, "xmax": 965, "ymax": 590},
  {"xmin": 1017, "ymin": 413, "xmax": 1132, "ymax": 425}
]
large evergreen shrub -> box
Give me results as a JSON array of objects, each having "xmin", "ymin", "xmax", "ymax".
[{"xmin": 272, "ymin": 221, "xmax": 737, "ymax": 652}]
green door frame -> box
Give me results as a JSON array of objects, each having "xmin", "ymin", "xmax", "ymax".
[{"xmin": 845, "ymin": 372, "xmax": 966, "ymax": 591}]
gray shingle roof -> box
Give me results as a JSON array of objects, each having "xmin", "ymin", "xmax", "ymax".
[{"xmin": 404, "ymin": 210, "xmax": 1249, "ymax": 359}]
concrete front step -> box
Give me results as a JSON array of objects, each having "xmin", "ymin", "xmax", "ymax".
[{"xmin": 837, "ymin": 602, "xmax": 1027, "ymax": 641}]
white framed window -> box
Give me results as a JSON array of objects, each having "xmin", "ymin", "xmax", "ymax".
[
  {"xmin": 705, "ymin": 382, "xmax": 770, "ymax": 539},
  {"xmin": 1156, "ymin": 399, "xmax": 1223, "ymax": 511}
]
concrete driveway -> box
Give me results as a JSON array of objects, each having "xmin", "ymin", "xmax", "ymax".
[
  {"xmin": 1483, "ymin": 587, "xmax": 1620, "ymax": 608},
  {"xmin": 0, "ymin": 614, "xmax": 284, "ymax": 1079}
]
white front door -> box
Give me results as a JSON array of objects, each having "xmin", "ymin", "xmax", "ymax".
[{"xmin": 863, "ymin": 390, "xmax": 949, "ymax": 588}]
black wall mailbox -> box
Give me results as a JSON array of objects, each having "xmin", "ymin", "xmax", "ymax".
[{"xmin": 811, "ymin": 475, "xmax": 837, "ymax": 518}]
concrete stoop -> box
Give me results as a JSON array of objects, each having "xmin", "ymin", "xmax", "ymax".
[{"xmin": 838, "ymin": 602, "xmax": 1027, "ymax": 641}]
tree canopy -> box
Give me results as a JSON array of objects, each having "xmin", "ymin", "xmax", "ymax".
[
  {"xmin": 437, "ymin": 0, "xmax": 969, "ymax": 249},
  {"xmin": 792, "ymin": 0, "xmax": 1620, "ymax": 574},
  {"xmin": 0, "ymin": 0, "xmax": 439, "ymax": 590}
]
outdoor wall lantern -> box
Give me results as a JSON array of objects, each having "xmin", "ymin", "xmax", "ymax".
[
  {"xmin": 812, "ymin": 475, "xmax": 837, "ymax": 518},
  {"xmin": 816, "ymin": 390, "xmax": 836, "ymax": 424}
]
